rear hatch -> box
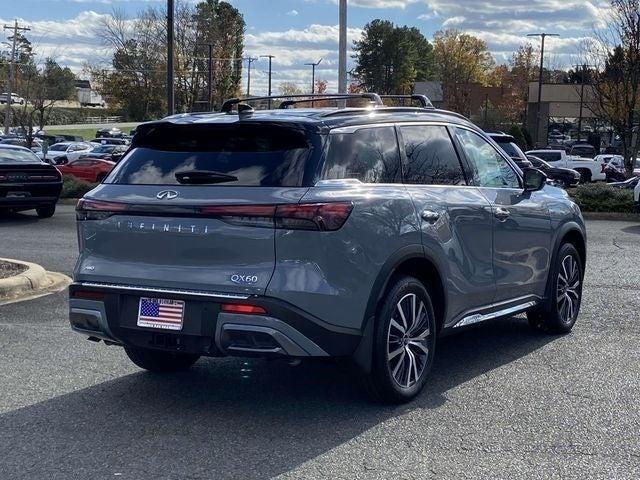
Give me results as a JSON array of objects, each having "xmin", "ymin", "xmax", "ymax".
[{"xmin": 74, "ymin": 121, "xmax": 323, "ymax": 296}]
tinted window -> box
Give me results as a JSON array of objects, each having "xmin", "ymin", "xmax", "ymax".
[
  {"xmin": 108, "ymin": 124, "xmax": 312, "ymax": 187},
  {"xmin": 455, "ymin": 128, "xmax": 520, "ymax": 188},
  {"xmin": 533, "ymin": 151, "xmax": 562, "ymax": 162},
  {"xmin": 401, "ymin": 125, "xmax": 465, "ymax": 185},
  {"xmin": 322, "ymin": 127, "xmax": 401, "ymax": 183},
  {"xmin": 49, "ymin": 144, "xmax": 67, "ymax": 152}
]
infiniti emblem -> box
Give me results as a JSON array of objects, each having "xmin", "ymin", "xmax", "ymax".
[{"xmin": 157, "ymin": 190, "xmax": 179, "ymax": 200}]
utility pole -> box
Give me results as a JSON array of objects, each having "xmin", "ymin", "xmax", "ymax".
[
  {"xmin": 527, "ymin": 32, "xmax": 559, "ymax": 146},
  {"xmin": 246, "ymin": 57, "xmax": 257, "ymax": 96},
  {"xmin": 576, "ymin": 63, "xmax": 594, "ymax": 141},
  {"xmin": 198, "ymin": 43, "xmax": 214, "ymax": 110},
  {"xmin": 260, "ymin": 55, "xmax": 275, "ymax": 108},
  {"xmin": 3, "ymin": 20, "xmax": 30, "ymax": 135},
  {"xmin": 167, "ymin": 0, "xmax": 175, "ymax": 116}
]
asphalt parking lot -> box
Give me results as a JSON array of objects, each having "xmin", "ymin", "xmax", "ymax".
[{"xmin": 0, "ymin": 205, "xmax": 639, "ymax": 479}]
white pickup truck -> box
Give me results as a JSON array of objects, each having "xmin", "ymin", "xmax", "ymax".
[{"xmin": 526, "ymin": 149, "xmax": 606, "ymax": 183}]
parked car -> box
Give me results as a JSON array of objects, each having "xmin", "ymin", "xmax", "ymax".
[
  {"xmin": 80, "ymin": 145, "xmax": 128, "ymax": 163},
  {"xmin": 526, "ymin": 149, "xmax": 606, "ymax": 183},
  {"xmin": 570, "ymin": 143, "xmax": 596, "ymax": 159},
  {"xmin": 68, "ymin": 93, "xmax": 587, "ymax": 403},
  {"xmin": 486, "ymin": 133, "xmax": 532, "ymax": 169},
  {"xmin": 91, "ymin": 137, "xmax": 130, "ymax": 146},
  {"xmin": 0, "ymin": 145, "xmax": 62, "ymax": 218},
  {"xmin": 595, "ymin": 154, "xmax": 626, "ymax": 181},
  {"xmin": 0, "ymin": 92, "xmax": 25, "ymax": 105},
  {"xmin": 96, "ymin": 127, "xmax": 123, "ymax": 138},
  {"xmin": 635, "ymin": 179, "xmax": 640, "ymax": 212},
  {"xmin": 609, "ymin": 176, "xmax": 640, "ymax": 190},
  {"xmin": 0, "ymin": 137, "xmax": 44, "ymax": 152},
  {"xmin": 38, "ymin": 142, "xmax": 94, "ymax": 164},
  {"xmin": 526, "ymin": 155, "xmax": 580, "ymax": 188},
  {"xmin": 57, "ymin": 158, "xmax": 115, "ymax": 183}
]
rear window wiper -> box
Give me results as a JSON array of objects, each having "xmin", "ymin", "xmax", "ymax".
[{"xmin": 175, "ymin": 170, "xmax": 238, "ymax": 185}]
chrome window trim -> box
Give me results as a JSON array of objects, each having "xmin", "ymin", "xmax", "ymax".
[{"xmin": 76, "ymin": 282, "xmax": 250, "ymax": 300}]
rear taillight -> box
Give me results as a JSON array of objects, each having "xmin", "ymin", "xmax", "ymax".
[
  {"xmin": 76, "ymin": 198, "xmax": 353, "ymax": 231},
  {"xmin": 275, "ymin": 202, "xmax": 353, "ymax": 231},
  {"xmin": 71, "ymin": 289, "xmax": 106, "ymax": 301},
  {"xmin": 76, "ymin": 198, "xmax": 128, "ymax": 221},
  {"xmin": 221, "ymin": 304, "xmax": 267, "ymax": 315}
]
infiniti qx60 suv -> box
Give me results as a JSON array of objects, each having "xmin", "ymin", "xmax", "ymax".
[{"xmin": 69, "ymin": 94, "xmax": 586, "ymax": 403}]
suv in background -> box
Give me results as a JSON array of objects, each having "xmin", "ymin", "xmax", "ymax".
[
  {"xmin": 69, "ymin": 94, "xmax": 587, "ymax": 403},
  {"xmin": 486, "ymin": 133, "xmax": 532, "ymax": 170}
]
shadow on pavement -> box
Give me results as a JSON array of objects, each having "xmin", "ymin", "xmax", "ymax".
[{"xmin": 0, "ymin": 317, "xmax": 556, "ymax": 479}]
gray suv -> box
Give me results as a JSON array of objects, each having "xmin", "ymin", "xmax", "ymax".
[{"xmin": 69, "ymin": 94, "xmax": 586, "ymax": 403}]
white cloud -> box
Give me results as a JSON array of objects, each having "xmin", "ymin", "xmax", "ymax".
[{"xmin": 286, "ymin": 9, "xmax": 299, "ymax": 16}]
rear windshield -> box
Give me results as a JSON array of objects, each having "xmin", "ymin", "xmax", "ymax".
[
  {"xmin": 106, "ymin": 124, "xmax": 313, "ymax": 187},
  {"xmin": 495, "ymin": 141, "xmax": 524, "ymax": 160},
  {"xmin": 0, "ymin": 148, "xmax": 42, "ymax": 163}
]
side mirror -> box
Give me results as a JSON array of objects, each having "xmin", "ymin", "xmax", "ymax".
[{"xmin": 522, "ymin": 168, "xmax": 547, "ymax": 192}]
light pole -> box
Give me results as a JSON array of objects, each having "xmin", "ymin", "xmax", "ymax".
[
  {"xmin": 167, "ymin": 0, "xmax": 175, "ymax": 115},
  {"xmin": 304, "ymin": 58, "xmax": 323, "ymax": 94},
  {"xmin": 260, "ymin": 55, "xmax": 275, "ymax": 108},
  {"xmin": 575, "ymin": 63, "xmax": 594, "ymax": 141},
  {"xmin": 338, "ymin": 0, "xmax": 347, "ymax": 100},
  {"xmin": 527, "ymin": 32, "xmax": 559, "ymax": 146}
]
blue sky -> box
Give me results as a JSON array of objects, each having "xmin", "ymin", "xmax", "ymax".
[{"xmin": 1, "ymin": 0, "xmax": 608, "ymax": 94}]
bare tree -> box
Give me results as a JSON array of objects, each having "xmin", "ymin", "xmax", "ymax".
[{"xmin": 584, "ymin": 0, "xmax": 640, "ymax": 174}]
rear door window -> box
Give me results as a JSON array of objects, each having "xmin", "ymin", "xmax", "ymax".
[
  {"xmin": 400, "ymin": 125, "xmax": 466, "ymax": 185},
  {"xmin": 107, "ymin": 124, "xmax": 314, "ymax": 187},
  {"xmin": 321, "ymin": 126, "xmax": 401, "ymax": 183}
]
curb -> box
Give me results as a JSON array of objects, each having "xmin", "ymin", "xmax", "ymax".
[
  {"xmin": 0, "ymin": 258, "xmax": 71, "ymax": 302},
  {"xmin": 582, "ymin": 212, "xmax": 639, "ymax": 222}
]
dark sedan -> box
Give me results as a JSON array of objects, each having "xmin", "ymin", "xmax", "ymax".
[
  {"xmin": 80, "ymin": 144, "xmax": 128, "ymax": 163},
  {"xmin": 527, "ymin": 155, "xmax": 580, "ymax": 188},
  {"xmin": 0, "ymin": 145, "xmax": 62, "ymax": 218}
]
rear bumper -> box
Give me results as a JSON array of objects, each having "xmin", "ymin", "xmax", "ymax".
[
  {"xmin": 0, "ymin": 182, "xmax": 61, "ymax": 209},
  {"xmin": 68, "ymin": 282, "xmax": 361, "ymax": 358}
]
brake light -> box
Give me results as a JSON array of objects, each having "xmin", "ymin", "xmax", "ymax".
[
  {"xmin": 71, "ymin": 289, "xmax": 106, "ymax": 301},
  {"xmin": 221, "ymin": 304, "xmax": 267, "ymax": 315},
  {"xmin": 275, "ymin": 202, "xmax": 353, "ymax": 231},
  {"xmin": 76, "ymin": 198, "xmax": 128, "ymax": 220}
]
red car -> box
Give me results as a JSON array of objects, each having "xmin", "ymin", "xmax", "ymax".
[{"xmin": 57, "ymin": 158, "xmax": 115, "ymax": 183}]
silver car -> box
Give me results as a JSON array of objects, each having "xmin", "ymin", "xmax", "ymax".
[{"xmin": 69, "ymin": 94, "xmax": 587, "ymax": 403}]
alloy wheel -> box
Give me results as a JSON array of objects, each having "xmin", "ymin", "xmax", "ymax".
[
  {"xmin": 557, "ymin": 254, "xmax": 581, "ymax": 324},
  {"xmin": 387, "ymin": 293, "xmax": 431, "ymax": 388}
]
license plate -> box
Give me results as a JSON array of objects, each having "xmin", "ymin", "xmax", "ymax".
[
  {"xmin": 137, "ymin": 297, "xmax": 185, "ymax": 331},
  {"xmin": 7, "ymin": 191, "xmax": 30, "ymax": 198}
]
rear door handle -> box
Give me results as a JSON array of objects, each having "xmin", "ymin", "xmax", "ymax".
[
  {"xmin": 421, "ymin": 210, "xmax": 441, "ymax": 224},
  {"xmin": 494, "ymin": 207, "xmax": 510, "ymax": 221}
]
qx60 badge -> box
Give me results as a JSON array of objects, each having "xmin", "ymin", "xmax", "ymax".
[{"xmin": 157, "ymin": 190, "xmax": 179, "ymax": 200}]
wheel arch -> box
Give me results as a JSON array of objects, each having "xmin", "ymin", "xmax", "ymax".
[{"xmin": 353, "ymin": 245, "xmax": 447, "ymax": 373}]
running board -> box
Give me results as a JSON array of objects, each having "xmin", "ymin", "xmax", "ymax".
[{"xmin": 454, "ymin": 301, "xmax": 538, "ymax": 328}]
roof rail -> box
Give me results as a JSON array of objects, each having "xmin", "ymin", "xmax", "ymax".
[
  {"xmin": 220, "ymin": 93, "xmax": 383, "ymax": 113},
  {"xmin": 379, "ymin": 94, "xmax": 434, "ymax": 108}
]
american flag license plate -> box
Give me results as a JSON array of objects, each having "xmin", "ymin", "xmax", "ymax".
[{"xmin": 137, "ymin": 297, "xmax": 185, "ymax": 331}]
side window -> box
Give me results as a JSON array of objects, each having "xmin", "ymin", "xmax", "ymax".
[
  {"xmin": 400, "ymin": 125, "xmax": 466, "ymax": 185},
  {"xmin": 322, "ymin": 127, "xmax": 401, "ymax": 184},
  {"xmin": 455, "ymin": 128, "xmax": 520, "ymax": 189}
]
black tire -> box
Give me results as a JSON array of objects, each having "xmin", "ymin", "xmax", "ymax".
[
  {"xmin": 528, "ymin": 243, "xmax": 583, "ymax": 334},
  {"xmin": 124, "ymin": 346, "xmax": 200, "ymax": 373},
  {"xmin": 36, "ymin": 204, "xmax": 56, "ymax": 218},
  {"xmin": 365, "ymin": 276, "xmax": 436, "ymax": 404},
  {"xmin": 578, "ymin": 169, "xmax": 592, "ymax": 183}
]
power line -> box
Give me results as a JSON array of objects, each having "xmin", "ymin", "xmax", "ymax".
[{"xmin": 3, "ymin": 20, "xmax": 30, "ymax": 135}]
